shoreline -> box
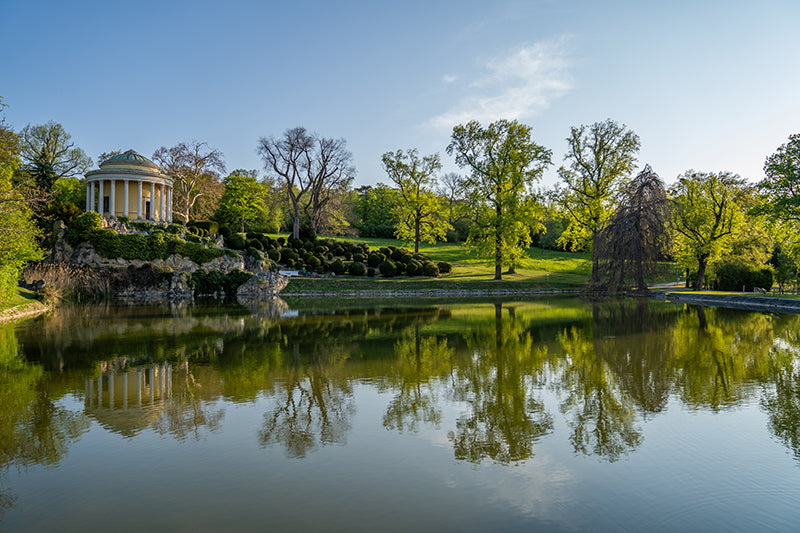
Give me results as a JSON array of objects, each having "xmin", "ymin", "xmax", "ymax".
[
  {"xmin": 0, "ymin": 300, "xmax": 52, "ymax": 323},
  {"xmin": 666, "ymin": 292, "xmax": 800, "ymax": 314},
  {"xmin": 281, "ymin": 288, "xmax": 583, "ymax": 298}
]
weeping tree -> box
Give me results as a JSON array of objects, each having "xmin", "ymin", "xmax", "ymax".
[{"xmin": 590, "ymin": 165, "xmax": 670, "ymax": 293}]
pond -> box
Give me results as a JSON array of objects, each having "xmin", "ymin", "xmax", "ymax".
[{"xmin": 1, "ymin": 297, "xmax": 800, "ymax": 532}]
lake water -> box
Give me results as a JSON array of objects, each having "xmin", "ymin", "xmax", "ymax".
[{"xmin": 2, "ymin": 297, "xmax": 800, "ymax": 532}]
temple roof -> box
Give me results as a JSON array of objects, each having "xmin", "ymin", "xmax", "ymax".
[{"xmin": 100, "ymin": 149, "xmax": 161, "ymax": 171}]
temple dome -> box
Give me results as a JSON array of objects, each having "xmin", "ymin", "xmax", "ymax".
[{"xmin": 100, "ymin": 149, "xmax": 161, "ymax": 172}]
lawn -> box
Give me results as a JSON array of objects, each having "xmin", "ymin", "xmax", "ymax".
[{"xmin": 278, "ymin": 235, "xmax": 593, "ymax": 293}]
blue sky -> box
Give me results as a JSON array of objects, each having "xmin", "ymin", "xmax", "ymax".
[{"xmin": 2, "ymin": 0, "xmax": 798, "ymax": 189}]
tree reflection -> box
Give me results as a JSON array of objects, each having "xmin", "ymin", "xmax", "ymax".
[
  {"xmin": 258, "ymin": 343, "xmax": 355, "ymax": 458},
  {"xmin": 762, "ymin": 320, "xmax": 800, "ymax": 461},
  {"xmin": 383, "ymin": 325, "xmax": 452, "ymax": 433},
  {"xmin": 671, "ymin": 306, "xmax": 773, "ymax": 409},
  {"xmin": 557, "ymin": 326, "xmax": 643, "ymax": 462},
  {"xmin": 447, "ymin": 303, "xmax": 554, "ymax": 464}
]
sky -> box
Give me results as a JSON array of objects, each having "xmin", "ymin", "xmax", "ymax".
[{"xmin": 2, "ymin": 0, "xmax": 798, "ymax": 189}]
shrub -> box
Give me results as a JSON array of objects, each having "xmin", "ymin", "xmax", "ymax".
[
  {"xmin": 67, "ymin": 211, "xmax": 103, "ymax": 245},
  {"xmin": 280, "ymin": 248, "xmax": 298, "ymax": 263},
  {"xmin": 352, "ymin": 252, "xmax": 366, "ymax": 263},
  {"xmin": 225, "ymin": 233, "xmax": 247, "ymax": 250},
  {"xmin": 192, "ymin": 269, "xmax": 249, "ymax": 297},
  {"xmin": 248, "ymin": 238, "xmax": 264, "ymax": 251},
  {"xmin": 194, "ymin": 221, "xmax": 219, "ymax": 235},
  {"xmin": 716, "ymin": 261, "xmax": 773, "ymax": 291},
  {"xmin": 91, "ymin": 229, "xmax": 121, "ymax": 258},
  {"xmin": 330, "ymin": 259, "xmax": 346, "ymax": 275},
  {"xmin": 405, "ymin": 259, "xmax": 422, "ymax": 276},
  {"xmin": 395, "ymin": 261, "xmax": 406, "ymax": 275},
  {"xmin": 437, "ymin": 261, "xmax": 452, "ymax": 274},
  {"xmin": 314, "ymin": 245, "xmax": 329, "ymax": 255},
  {"xmin": 267, "ymin": 248, "xmax": 280, "ymax": 261},
  {"xmin": 165, "ymin": 223, "xmax": 183, "ymax": 234},
  {"xmin": 175, "ymin": 240, "xmax": 225, "ymax": 263},
  {"xmin": 422, "ymin": 262, "xmax": 439, "ymax": 277},
  {"xmin": 379, "ymin": 260, "xmax": 397, "ymax": 277},
  {"xmin": 219, "ymin": 226, "xmax": 232, "ymax": 239},
  {"xmin": 348, "ymin": 261, "xmax": 367, "ymax": 276},
  {"xmin": 277, "ymin": 237, "xmax": 286, "ymax": 246},
  {"xmin": 306, "ymin": 255, "xmax": 321, "ymax": 269},
  {"xmin": 367, "ymin": 267, "xmax": 375, "ymax": 277}
]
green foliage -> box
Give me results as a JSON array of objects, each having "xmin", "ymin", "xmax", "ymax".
[
  {"xmin": 422, "ymin": 261, "xmax": 439, "ymax": 277},
  {"xmin": 66, "ymin": 211, "xmax": 102, "ymax": 245},
  {"xmin": 191, "ymin": 269, "xmax": 252, "ymax": 297},
  {"xmin": 670, "ymin": 171, "xmax": 748, "ymax": 289},
  {"xmin": 437, "ymin": 261, "xmax": 452, "ymax": 274},
  {"xmin": 330, "ymin": 259, "xmax": 346, "ymax": 274},
  {"xmin": 51, "ymin": 176, "xmax": 85, "ymax": 206},
  {"xmin": 448, "ymin": 119, "xmax": 552, "ymax": 280},
  {"xmin": 215, "ymin": 171, "xmax": 267, "ymax": 232},
  {"xmin": 758, "ymin": 133, "xmax": 800, "ymax": 223},
  {"xmin": 379, "ymin": 260, "xmax": 397, "ymax": 277},
  {"xmin": 381, "ymin": 148, "xmax": 450, "ymax": 253},
  {"xmin": 556, "ymin": 119, "xmax": 641, "ymax": 253},
  {"xmin": 165, "ymin": 223, "xmax": 183, "ymax": 234},
  {"xmin": 348, "ymin": 261, "xmax": 367, "ymax": 276},
  {"xmin": 20, "ymin": 122, "xmax": 92, "ymax": 189},
  {"xmin": 47, "ymin": 199, "xmax": 82, "ymax": 224},
  {"xmin": 715, "ymin": 261, "xmax": 773, "ymax": 291},
  {"xmin": 353, "ymin": 183, "xmax": 399, "ymax": 238},
  {"xmin": 225, "ymin": 233, "xmax": 247, "ymax": 250}
]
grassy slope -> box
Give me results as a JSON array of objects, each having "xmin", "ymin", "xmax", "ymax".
[
  {"xmin": 0, "ymin": 288, "xmax": 49, "ymax": 322},
  {"xmin": 280, "ymin": 236, "xmax": 592, "ymax": 293}
]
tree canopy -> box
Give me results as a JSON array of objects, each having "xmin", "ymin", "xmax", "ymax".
[
  {"xmin": 381, "ymin": 148, "xmax": 450, "ymax": 253},
  {"xmin": 19, "ymin": 121, "xmax": 92, "ymax": 191},
  {"xmin": 447, "ymin": 119, "xmax": 552, "ymax": 280},
  {"xmin": 215, "ymin": 169, "xmax": 267, "ymax": 232},
  {"xmin": 758, "ymin": 133, "xmax": 800, "ymax": 223},
  {"xmin": 557, "ymin": 119, "xmax": 640, "ymax": 255},
  {"xmin": 670, "ymin": 171, "xmax": 748, "ymax": 290}
]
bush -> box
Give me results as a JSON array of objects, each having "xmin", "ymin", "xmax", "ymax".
[
  {"xmin": 165, "ymin": 224, "xmax": 183, "ymax": 234},
  {"xmin": 306, "ymin": 255, "xmax": 321, "ymax": 269},
  {"xmin": 92, "ymin": 229, "xmax": 121, "ymax": 258},
  {"xmin": 225, "ymin": 233, "xmax": 247, "ymax": 250},
  {"xmin": 330, "ymin": 259, "xmax": 346, "ymax": 275},
  {"xmin": 379, "ymin": 260, "xmax": 397, "ymax": 277},
  {"xmin": 175, "ymin": 240, "xmax": 225, "ymax": 263},
  {"xmin": 248, "ymin": 239, "xmax": 264, "ymax": 251},
  {"xmin": 192, "ymin": 269, "xmax": 250, "ymax": 297},
  {"xmin": 67, "ymin": 211, "xmax": 103, "ymax": 245},
  {"xmin": 193, "ymin": 220, "xmax": 219, "ymax": 235},
  {"xmin": 395, "ymin": 261, "xmax": 406, "ymax": 275},
  {"xmin": 280, "ymin": 248, "xmax": 298, "ymax": 263},
  {"xmin": 267, "ymin": 248, "xmax": 280, "ymax": 262},
  {"xmin": 219, "ymin": 226, "xmax": 231, "ymax": 239},
  {"xmin": 422, "ymin": 262, "xmax": 439, "ymax": 277},
  {"xmin": 437, "ymin": 261, "xmax": 452, "ymax": 274},
  {"xmin": 352, "ymin": 252, "xmax": 366, "ymax": 263},
  {"xmin": 405, "ymin": 259, "xmax": 423, "ymax": 276},
  {"xmin": 348, "ymin": 261, "xmax": 367, "ymax": 276},
  {"xmin": 367, "ymin": 252, "xmax": 384, "ymax": 267},
  {"xmin": 716, "ymin": 261, "xmax": 773, "ymax": 291},
  {"xmin": 367, "ymin": 267, "xmax": 375, "ymax": 277}
]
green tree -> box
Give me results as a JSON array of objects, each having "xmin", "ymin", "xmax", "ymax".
[
  {"xmin": 556, "ymin": 119, "xmax": 641, "ymax": 277},
  {"xmin": 19, "ymin": 121, "xmax": 92, "ymax": 192},
  {"xmin": 447, "ymin": 119, "xmax": 552, "ymax": 280},
  {"xmin": 353, "ymin": 183, "xmax": 398, "ymax": 238},
  {"xmin": 670, "ymin": 171, "xmax": 748, "ymax": 290},
  {"xmin": 215, "ymin": 169, "xmax": 267, "ymax": 232},
  {"xmin": 381, "ymin": 148, "xmax": 451, "ymax": 253},
  {"xmin": 0, "ymin": 102, "xmax": 43, "ymax": 300},
  {"xmin": 758, "ymin": 133, "xmax": 800, "ymax": 223},
  {"xmin": 152, "ymin": 141, "xmax": 226, "ymax": 224}
]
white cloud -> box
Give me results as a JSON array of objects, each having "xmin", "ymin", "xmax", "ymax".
[
  {"xmin": 428, "ymin": 37, "xmax": 573, "ymax": 129},
  {"xmin": 442, "ymin": 74, "xmax": 459, "ymax": 84}
]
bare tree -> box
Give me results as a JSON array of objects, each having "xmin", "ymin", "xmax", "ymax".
[
  {"xmin": 591, "ymin": 165, "xmax": 670, "ymax": 294},
  {"xmin": 152, "ymin": 141, "xmax": 225, "ymax": 224},
  {"xmin": 258, "ymin": 127, "xmax": 354, "ymax": 239}
]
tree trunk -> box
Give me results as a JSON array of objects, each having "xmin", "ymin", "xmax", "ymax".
[
  {"xmin": 292, "ymin": 203, "xmax": 300, "ymax": 240},
  {"xmin": 414, "ymin": 217, "xmax": 420, "ymax": 254},
  {"xmin": 694, "ymin": 255, "xmax": 708, "ymax": 290}
]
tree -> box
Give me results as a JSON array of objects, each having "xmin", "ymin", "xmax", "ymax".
[
  {"xmin": 670, "ymin": 171, "xmax": 748, "ymax": 290},
  {"xmin": 19, "ymin": 121, "xmax": 92, "ymax": 191},
  {"xmin": 447, "ymin": 119, "xmax": 552, "ymax": 280},
  {"xmin": 591, "ymin": 165, "xmax": 670, "ymax": 293},
  {"xmin": 215, "ymin": 169, "xmax": 267, "ymax": 232},
  {"xmin": 758, "ymin": 133, "xmax": 800, "ymax": 222},
  {"xmin": 556, "ymin": 119, "xmax": 641, "ymax": 277},
  {"xmin": 381, "ymin": 148, "xmax": 450, "ymax": 253},
  {"xmin": 0, "ymin": 100, "xmax": 43, "ymax": 300},
  {"xmin": 353, "ymin": 183, "xmax": 398, "ymax": 238},
  {"xmin": 152, "ymin": 141, "xmax": 225, "ymax": 224},
  {"xmin": 258, "ymin": 127, "xmax": 355, "ymax": 239}
]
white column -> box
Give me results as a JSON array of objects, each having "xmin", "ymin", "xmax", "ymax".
[
  {"xmin": 150, "ymin": 182, "xmax": 155, "ymax": 221},
  {"xmin": 123, "ymin": 180, "xmax": 129, "ymax": 218},
  {"xmin": 98, "ymin": 181, "xmax": 104, "ymax": 215},
  {"xmin": 89, "ymin": 181, "xmax": 95, "ymax": 213},
  {"xmin": 160, "ymin": 184, "xmax": 166, "ymax": 222},
  {"xmin": 109, "ymin": 179, "xmax": 115, "ymax": 218},
  {"xmin": 137, "ymin": 181, "xmax": 142, "ymax": 220},
  {"xmin": 85, "ymin": 183, "xmax": 91, "ymax": 211},
  {"xmin": 168, "ymin": 186, "xmax": 172, "ymax": 222}
]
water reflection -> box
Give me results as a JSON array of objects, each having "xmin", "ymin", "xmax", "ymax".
[{"xmin": 2, "ymin": 298, "xmax": 800, "ymax": 475}]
